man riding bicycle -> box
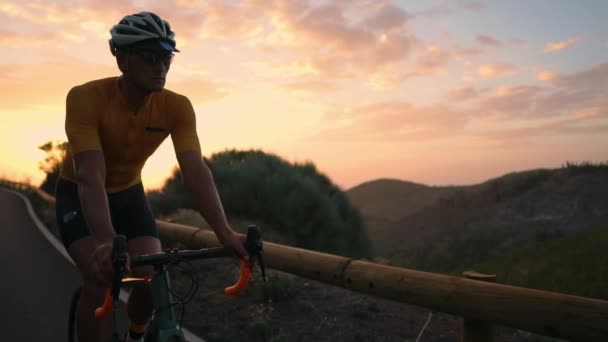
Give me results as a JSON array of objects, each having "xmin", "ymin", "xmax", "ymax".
[{"xmin": 55, "ymin": 11, "xmax": 249, "ymax": 342}]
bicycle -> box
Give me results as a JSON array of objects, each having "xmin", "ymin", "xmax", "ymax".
[{"xmin": 68, "ymin": 225, "xmax": 266, "ymax": 342}]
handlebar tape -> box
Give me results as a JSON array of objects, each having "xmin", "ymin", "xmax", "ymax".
[
  {"xmin": 95, "ymin": 288, "xmax": 113, "ymax": 319},
  {"xmin": 94, "ymin": 235, "xmax": 128, "ymax": 319},
  {"xmin": 224, "ymin": 259, "xmax": 252, "ymax": 296}
]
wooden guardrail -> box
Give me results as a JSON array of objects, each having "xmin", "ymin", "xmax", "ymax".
[
  {"xmin": 14, "ymin": 185, "xmax": 608, "ymax": 341},
  {"xmin": 158, "ymin": 220, "xmax": 608, "ymax": 341}
]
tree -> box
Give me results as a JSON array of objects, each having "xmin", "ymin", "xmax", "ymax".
[{"xmin": 38, "ymin": 140, "xmax": 68, "ymax": 194}]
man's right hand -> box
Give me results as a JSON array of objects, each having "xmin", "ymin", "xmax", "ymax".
[
  {"xmin": 87, "ymin": 243, "xmax": 114, "ymax": 287},
  {"xmin": 87, "ymin": 242, "xmax": 131, "ymax": 287}
]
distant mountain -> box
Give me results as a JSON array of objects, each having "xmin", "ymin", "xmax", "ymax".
[
  {"xmin": 346, "ymin": 179, "xmax": 458, "ymax": 242},
  {"xmin": 347, "ymin": 179, "xmax": 457, "ymax": 221},
  {"xmin": 346, "ymin": 164, "xmax": 608, "ymax": 273}
]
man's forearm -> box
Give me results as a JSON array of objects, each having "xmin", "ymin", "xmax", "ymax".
[
  {"xmin": 184, "ymin": 162, "xmax": 232, "ymax": 241},
  {"xmin": 78, "ymin": 179, "xmax": 115, "ymax": 244}
]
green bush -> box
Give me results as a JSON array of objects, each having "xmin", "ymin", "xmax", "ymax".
[
  {"xmin": 150, "ymin": 149, "xmax": 374, "ymax": 259},
  {"xmin": 37, "ymin": 140, "xmax": 68, "ymax": 194}
]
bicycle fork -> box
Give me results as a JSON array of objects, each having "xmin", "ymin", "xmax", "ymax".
[{"xmin": 145, "ymin": 265, "xmax": 186, "ymax": 341}]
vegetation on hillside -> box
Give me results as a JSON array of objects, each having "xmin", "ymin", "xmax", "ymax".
[
  {"xmin": 474, "ymin": 225, "xmax": 608, "ymax": 300},
  {"xmin": 351, "ymin": 161, "xmax": 608, "ymax": 305},
  {"xmin": 562, "ymin": 160, "xmax": 608, "ymax": 175}
]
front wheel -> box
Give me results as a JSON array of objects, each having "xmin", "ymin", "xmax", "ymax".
[{"xmin": 68, "ymin": 287, "xmax": 81, "ymax": 342}]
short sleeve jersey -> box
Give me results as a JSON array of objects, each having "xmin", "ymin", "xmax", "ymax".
[{"xmin": 60, "ymin": 77, "xmax": 201, "ymax": 193}]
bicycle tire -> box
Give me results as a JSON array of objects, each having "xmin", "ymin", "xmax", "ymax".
[
  {"xmin": 143, "ymin": 318, "xmax": 159, "ymax": 342},
  {"xmin": 68, "ymin": 286, "xmax": 81, "ymax": 342}
]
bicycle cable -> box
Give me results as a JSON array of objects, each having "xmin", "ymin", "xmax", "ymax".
[
  {"xmin": 155, "ymin": 257, "xmax": 200, "ymax": 330},
  {"xmin": 172, "ymin": 258, "xmax": 199, "ymax": 329}
]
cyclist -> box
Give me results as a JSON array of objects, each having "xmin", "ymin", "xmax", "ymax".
[{"xmin": 55, "ymin": 11, "xmax": 249, "ymax": 342}]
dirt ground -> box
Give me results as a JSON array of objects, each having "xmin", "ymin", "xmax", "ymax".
[{"xmin": 167, "ymin": 257, "xmax": 558, "ymax": 342}]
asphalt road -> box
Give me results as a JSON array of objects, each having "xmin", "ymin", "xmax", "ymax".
[{"xmin": 0, "ymin": 188, "xmax": 129, "ymax": 341}]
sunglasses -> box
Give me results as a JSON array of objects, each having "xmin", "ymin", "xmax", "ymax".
[{"xmin": 132, "ymin": 49, "xmax": 175, "ymax": 66}]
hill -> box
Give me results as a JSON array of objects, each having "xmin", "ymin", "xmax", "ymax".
[
  {"xmin": 346, "ymin": 163, "xmax": 608, "ymax": 273},
  {"xmin": 475, "ymin": 225, "xmax": 608, "ymax": 300},
  {"xmin": 347, "ymin": 178, "xmax": 457, "ymax": 222}
]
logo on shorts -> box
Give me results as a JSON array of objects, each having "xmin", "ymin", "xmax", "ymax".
[{"xmin": 63, "ymin": 211, "xmax": 78, "ymax": 224}]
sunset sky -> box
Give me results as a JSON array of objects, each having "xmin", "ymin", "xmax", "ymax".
[{"xmin": 1, "ymin": 0, "xmax": 607, "ymax": 191}]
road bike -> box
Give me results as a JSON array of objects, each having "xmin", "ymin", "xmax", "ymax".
[{"xmin": 68, "ymin": 225, "xmax": 265, "ymax": 341}]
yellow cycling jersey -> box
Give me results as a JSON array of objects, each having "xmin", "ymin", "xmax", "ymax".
[{"xmin": 60, "ymin": 76, "xmax": 201, "ymax": 193}]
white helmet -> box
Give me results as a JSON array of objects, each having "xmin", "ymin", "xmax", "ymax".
[{"xmin": 109, "ymin": 11, "xmax": 179, "ymax": 55}]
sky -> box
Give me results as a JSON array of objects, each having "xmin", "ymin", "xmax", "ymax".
[{"xmin": 1, "ymin": 0, "xmax": 607, "ymax": 191}]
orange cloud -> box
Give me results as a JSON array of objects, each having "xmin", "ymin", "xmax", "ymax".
[
  {"xmin": 412, "ymin": 0, "xmax": 484, "ymax": 19},
  {"xmin": 361, "ymin": 3, "xmax": 409, "ymax": 33},
  {"xmin": 313, "ymin": 62, "xmax": 608, "ymax": 144},
  {"xmin": 453, "ymin": 44, "xmax": 484, "ymax": 58},
  {"xmin": 317, "ymin": 101, "xmax": 467, "ymax": 141},
  {"xmin": 175, "ymin": 0, "xmax": 200, "ymax": 9},
  {"xmin": 543, "ymin": 37, "xmax": 581, "ymax": 52},
  {"xmin": 323, "ymin": 60, "xmax": 606, "ymax": 142},
  {"xmin": 199, "ymin": 1, "xmax": 265, "ymax": 39},
  {"xmin": 245, "ymin": 1, "xmax": 419, "ymax": 80},
  {"xmin": 479, "ymin": 63, "xmax": 608, "ymax": 122},
  {"xmin": 476, "ymin": 34, "xmax": 502, "ymax": 47},
  {"xmin": 446, "ymin": 87, "xmax": 480, "ymax": 102},
  {"xmin": 0, "ymin": 1, "xmax": 206, "ymax": 48},
  {"xmin": 280, "ymin": 79, "xmax": 337, "ymax": 95},
  {"xmin": 551, "ymin": 62, "xmax": 608, "ymax": 90},
  {"xmin": 403, "ymin": 44, "xmax": 450, "ymax": 79},
  {"xmin": 477, "ymin": 63, "xmax": 515, "ymax": 78},
  {"xmin": 535, "ymin": 70, "xmax": 557, "ymax": 81},
  {"xmin": 509, "ymin": 38, "xmax": 529, "ymax": 49},
  {"xmin": 480, "ymin": 86, "xmax": 543, "ymax": 117}
]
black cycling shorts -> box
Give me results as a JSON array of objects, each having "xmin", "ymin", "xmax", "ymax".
[{"xmin": 55, "ymin": 177, "xmax": 159, "ymax": 250}]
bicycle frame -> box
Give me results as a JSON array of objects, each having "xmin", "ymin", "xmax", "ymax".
[
  {"xmin": 136, "ymin": 247, "xmax": 240, "ymax": 341},
  {"xmin": 112, "ymin": 247, "xmax": 236, "ymax": 342},
  {"xmin": 144, "ymin": 263, "xmax": 187, "ymax": 341}
]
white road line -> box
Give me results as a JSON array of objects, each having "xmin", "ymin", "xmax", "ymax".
[{"xmin": 1, "ymin": 188, "xmax": 206, "ymax": 342}]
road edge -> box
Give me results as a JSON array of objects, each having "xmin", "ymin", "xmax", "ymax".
[{"xmin": 0, "ymin": 188, "xmax": 205, "ymax": 342}]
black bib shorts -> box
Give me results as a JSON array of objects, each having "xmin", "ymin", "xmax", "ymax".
[{"xmin": 55, "ymin": 177, "xmax": 159, "ymax": 250}]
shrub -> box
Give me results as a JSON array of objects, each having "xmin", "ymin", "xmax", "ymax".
[{"xmin": 150, "ymin": 149, "xmax": 374, "ymax": 259}]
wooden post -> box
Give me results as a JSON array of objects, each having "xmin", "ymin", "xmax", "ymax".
[{"xmin": 461, "ymin": 271, "xmax": 496, "ymax": 342}]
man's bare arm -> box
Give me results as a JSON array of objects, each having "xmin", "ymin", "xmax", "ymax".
[
  {"xmin": 73, "ymin": 150, "xmax": 115, "ymax": 244},
  {"xmin": 176, "ymin": 150, "xmax": 235, "ymax": 243}
]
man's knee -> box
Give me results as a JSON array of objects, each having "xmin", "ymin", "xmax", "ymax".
[
  {"xmin": 67, "ymin": 236, "xmax": 107, "ymax": 301},
  {"xmin": 128, "ymin": 236, "xmax": 162, "ymax": 278},
  {"xmin": 81, "ymin": 280, "xmax": 108, "ymax": 304}
]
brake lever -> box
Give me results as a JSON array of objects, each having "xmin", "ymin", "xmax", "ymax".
[
  {"xmin": 245, "ymin": 225, "xmax": 266, "ymax": 283},
  {"xmin": 95, "ymin": 235, "xmax": 128, "ymax": 319},
  {"xmin": 225, "ymin": 225, "xmax": 265, "ymax": 295}
]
